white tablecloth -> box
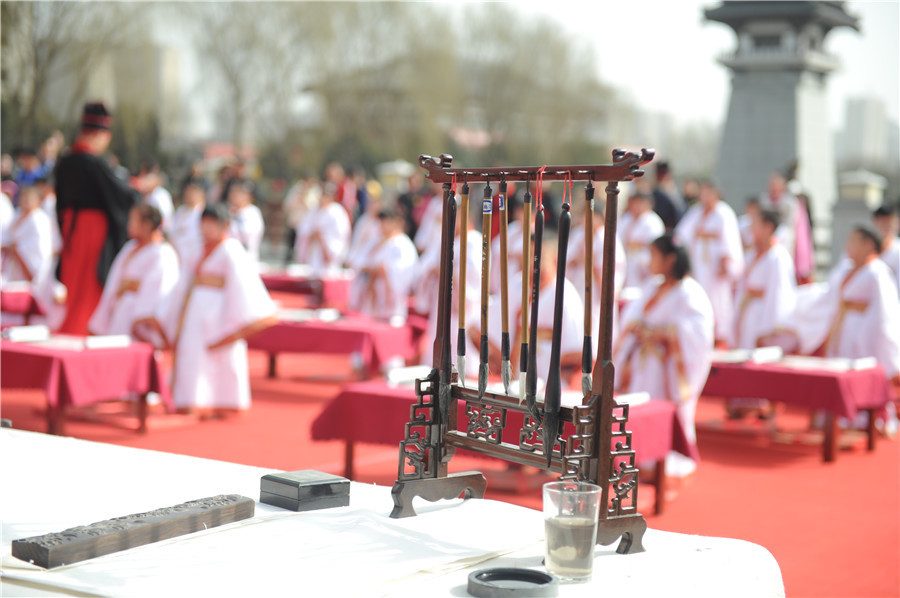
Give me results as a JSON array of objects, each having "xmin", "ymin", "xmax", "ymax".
[{"xmin": 0, "ymin": 429, "xmax": 784, "ymax": 597}]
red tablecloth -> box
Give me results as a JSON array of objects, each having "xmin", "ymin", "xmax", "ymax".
[
  {"xmin": 311, "ymin": 380, "xmax": 696, "ymax": 463},
  {"xmin": 0, "ymin": 288, "xmax": 42, "ymax": 317},
  {"xmin": 260, "ymin": 273, "xmax": 351, "ymax": 309},
  {"xmin": 1, "ymin": 338, "xmax": 171, "ymax": 434},
  {"xmin": 247, "ymin": 316, "xmax": 417, "ymax": 378},
  {"xmin": 702, "ymin": 361, "xmax": 891, "ymax": 419}
]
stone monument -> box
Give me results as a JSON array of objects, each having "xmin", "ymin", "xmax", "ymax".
[{"xmin": 705, "ymin": 1, "xmax": 859, "ymax": 264}]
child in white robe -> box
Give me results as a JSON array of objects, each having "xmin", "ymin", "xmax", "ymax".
[
  {"xmin": 170, "ymin": 177, "xmax": 206, "ymax": 260},
  {"xmin": 675, "ymin": 182, "xmax": 744, "ymax": 346},
  {"xmin": 0, "ymin": 186, "xmax": 62, "ymax": 326},
  {"xmin": 351, "ymin": 207, "xmax": 418, "ymax": 324},
  {"xmin": 1, "ymin": 186, "xmax": 53, "ymax": 287},
  {"xmin": 872, "ymin": 203, "xmax": 900, "ymax": 296},
  {"xmin": 618, "ymin": 192, "xmax": 664, "ymax": 293},
  {"xmin": 295, "ymin": 183, "xmax": 351, "ymax": 277},
  {"xmin": 88, "ymin": 204, "xmax": 179, "ymax": 338},
  {"xmin": 137, "ymin": 203, "xmax": 277, "ymax": 417},
  {"xmin": 228, "ymin": 179, "xmax": 265, "ymax": 266},
  {"xmin": 729, "ymin": 208, "xmax": 797, "ymax": 418},
  {"xmin": 615, "ymin": 234, "xmax": 715, "ymax": 476},
  {"xmin": 790, "ymin": 226, "xmax": 900, "ymax": 433}
]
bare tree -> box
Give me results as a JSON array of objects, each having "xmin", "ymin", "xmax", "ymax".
[{"xmin": 1, "ymin": 2, "xmax": 148, "ymax": 146}]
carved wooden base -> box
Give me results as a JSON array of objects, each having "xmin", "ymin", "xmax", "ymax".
[
  {"xmin": 597, "ymin": 514, "xmax": 647, "ymax": 555},
  {"xmin": 12, "ymin": 494, "xmax": 255, "ymax": 569},
  {"xmin": 390, "ymin": 472, "xmax": 487, "ymax": 519}
]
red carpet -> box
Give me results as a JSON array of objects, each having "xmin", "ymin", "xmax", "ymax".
[{"xmin": 2, "ymin": 350, "xmax": 898, "ymax": 597}]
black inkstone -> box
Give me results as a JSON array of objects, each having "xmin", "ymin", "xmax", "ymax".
[{"xmin": 259, "ymin": 470, "xmax": 350, "ymax": 512}]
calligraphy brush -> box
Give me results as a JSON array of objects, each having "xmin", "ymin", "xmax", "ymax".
[
  {"xmin": 439, "ymin": 190, "xmax": 458, "ymax": 422},
  {"xmin": 525, "ymin": 203, "xmax": 544, "ymax": 422},
  {"xmin": 519, "ymin": 187, "xmax": 532, "ymax": 403},
  {"xmin": 478, "ymin": 182, "xmax": 493, "ymax": 401},
  {"xmin": 498, "ymin": 180, "xmax": 511, "ymax": 395},
  {"xmin": 582, "ymin": 181, "xmax": 594, "ymax": 397},
  {"xmin": 543, "ymin": 201, "xmax": 571, "ymax": 468},
  {"xmin": 457, "ymin": 182, "xmax": 470, "ymax": 386}
]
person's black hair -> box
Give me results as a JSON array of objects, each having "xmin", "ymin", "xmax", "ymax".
[
  {"xmin": 201, "ymin": 202, "xmax": 231, "ymax": 224},
  {"xmin": 873, "ymin": 202, "xmax": 897, "ymax": 219},
  {"xmin": 34, "ymin": 176, "xmax": 52, "ymax": 187},
  {"xmin": 758, "ymin": 208, "xmax": 781, "ymax": 231},
  {"xmin": 139, "ymin": 156, "xmax": 159, "ymax": 174},
  {"xmin": 230, "ymin": 177, "xmax": 257, "ymax": 199},
  {"xmin": 377, "ymin": 206, "xmax": 399, "ymax": 220},
  {"xmin": 650, "ymin": 234, "xmax": 691, "ymax": 280},
  {"xmin": 135, "ymin": 203, "xmax": 163, "ymax": 231},
  {"xmin": 631, "ymin": 192, "xmax": 652, "ymax": 203},
  {"xmin": 745, "ymin": 196, "xmax": 760, "ymax": 208},
  {"xmin": 12, "ymin": 146, "xmax": 38, "ymax": 158},
  {"xmin": 181, "ymin": 175, "xmax": 209, "ymax": 195},
  {"xmin": 853, "ymin": 225, "xmax": 883, "ymax": 255}
]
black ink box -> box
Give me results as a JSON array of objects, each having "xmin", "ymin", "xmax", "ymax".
[{"xmin": 259, "ymin": 470, "xmax": 350, "ymax": 512}]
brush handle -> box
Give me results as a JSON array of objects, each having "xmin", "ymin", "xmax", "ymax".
[
  {"xmin": 479, "ymin": 184, "xmax": 492, "ymax": 364},
  {"xmin": 525, "ymin": 207, "xmax": 544, "ymax": 417},
  {"xmin": 457, "ymin": 183, "xmax": 469, "ymax": 333},
  {"xmin": 520, "ymin": 191, "xmax": 532, "ymax": 349},
  {"xmin": 583, "ymin": 182, "xmax": 594, "ymax": 377},
  {"xmin": 543, "ymin": 203, "xmax": 571, "ymax": 423},
  {"xmin": 439, "ymin": 191, "xmax": 457, "ymax": 419}
]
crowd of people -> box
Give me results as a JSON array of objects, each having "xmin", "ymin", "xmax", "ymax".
[{"xmin": 2, "ymin": 102, "xmax": 899, "ymax": 473}]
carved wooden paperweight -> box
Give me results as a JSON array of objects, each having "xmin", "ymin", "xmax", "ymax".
[
  {"xmin": 390, "ymin": 149, "xmax": 654, "ymax": 555},
  {"xmin": 12, "ymin": 494, "xmax": 255, "ymax": 569}
]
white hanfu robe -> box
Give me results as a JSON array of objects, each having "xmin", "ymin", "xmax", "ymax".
[
  {"xmin": 567, "ymin": 223, "xmax": 627, "ymax": 349},
  {"xmin": 230, "ymin": 203, "xmax": 265, "ymax": 265},
  {"xmin": 792, "ymin": 258, "xmax": 900, "ymax": 379},
  {"xmin": 0, "ymin": 193, "xmax": 13, "ymax": 242},
  {"xmin": 88, "ymin": 239, "xmax": 179, "ymax": 337},
  {"xmin": 1, "ymin": 208, "xmax": 53, "ymax": 286},
  {"xmin": 295, "ymin": 202, "xmax": 351, "ymax": 277},
  {"xmin": 152, "ymin": 238, "xmax": 277, "ymax": 410},
  {"xmin": 145, "ymin": 186, "xmax": 174, "ymax": 233},
  {"xmin": 40, "ymin": 192, "xmax": 62, "ymax": 255},
  {"xmin": 419, "ymin": 232, "xmax": 482, "ymax": 379},
  {"xmin": 414, "ymin": 195, "xmax": 444, "ymax": 254},
  {"xmin": 351, "ymin": 233, "xmax": 418, "ymax": 323},
  {"xmin": 346, "ymin": 213, "xmax": 383, "ymax": 272},
  {"xmin": 733, "ymin": 242, "xmax": 796, "ymax": 350},
  {"xmin": 170, "ymin": 204, "xmax": 203, "ymax": 259},
  {"xmin": 1, "ymin": 207, "xmax": 64, "ymax": 328},
  {"xmin": 619, "ymin": 210, "xmax": 664, "ymax": 291},
  {"xmin": 880, "ymin": 239, "xmax": 900, "ymax": 297},
  {"xmin": 615, "ymin": 277, "xmax": 714, "ymax": 476},
  {"xmin": 675, "ymin": 202, "xmax": 744, "ymax": 345}
]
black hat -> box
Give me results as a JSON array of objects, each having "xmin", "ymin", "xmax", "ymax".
[{"xmin": 81, "ymin": 102, "xmax": 113, "ymax": 130}]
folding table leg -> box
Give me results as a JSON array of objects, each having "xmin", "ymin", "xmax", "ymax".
[
  {"xmin": 866, "ymin": 408, "xmax": 877, "ymax": 452},
  {"xmin": 823, "ymin": 411, "xmax": 837, "ymax": 462},
  {"xmin": 654, "ymin": 459, "xmax": 666, "ymax": 515},
  {"xmin": 137, "ymin": 393, "xmax": 149, "ymax": 434},
  {"xmin": 344, "ymin": 442, "xmax": 355, "ymax": 479},
  {"xmin": 268, "ymin": 354, "xmax": 277, "ymax": 378},
  {"xmin": 48, "ymin": 400, "xmax": 65, "ymax": 436}
]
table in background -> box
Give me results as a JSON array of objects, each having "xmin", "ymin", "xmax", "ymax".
[
  {"xmin": 260, "ymin": 272, "xmax": 352, "ymax": 310},
  {"xmin": 247, "ymin": 315, "xmax": 419, "ymax": 380},
  {"xmin": 702, "ymin": 360, "xmax": 891, "ymax": 462},
  {"xmin": 0, "ymin": 338, "xmax": 171, "ymax": 435},
  {"xmin": 0, "ymin": 287, "xmax": 42, "ymax": 324},
  {"xmin": 0, "ymin": 428, "xmax": 785, "ymax": 597},
  {"xmin": 312, "ymin": 380, "xmax": 696, "ymax": 514}
]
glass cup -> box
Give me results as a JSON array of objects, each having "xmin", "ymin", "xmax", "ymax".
[{"xmin": 543, "ymin": 480, "xmax": 602, "ymax": 582}]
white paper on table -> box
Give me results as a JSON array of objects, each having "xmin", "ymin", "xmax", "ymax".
[
  {"xmin": 777, "ymin": 355, "xmax": 878, "ymax": 372},
  {"xmin": 385, "ymin": 365, "xmax": 432, "ymax": 387},
  {"xmin": 84, "ymin": 335, "xmax": 131, "ymax": 349},
  {"xmin": 2, "ymin": 325, "xmax": 50, "ymax": 343},
  {"xmin": 26, "ymin": 334, "xmax": 85, "ymax": 351},
  {"xmin": 750, "ymin": 346, "xmax": 783, "ymax": 363}
]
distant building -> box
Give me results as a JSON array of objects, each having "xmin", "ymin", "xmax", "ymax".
[
  {"xmin": 705, "ymin": 1, "xmax": 860, "ymax": 261},
  {"xmin": 837, "ymin": 97, "xmax": 897, "ymax": 171}
]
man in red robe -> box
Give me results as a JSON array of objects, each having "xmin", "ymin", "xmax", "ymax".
[{"xmin": 54, "ymin": 102, "xmax": 139, "ymax": 334}]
